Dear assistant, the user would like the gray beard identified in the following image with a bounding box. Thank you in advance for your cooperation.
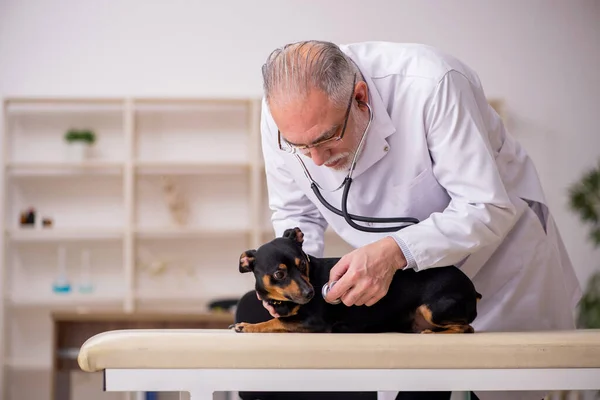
[330,110,369,171]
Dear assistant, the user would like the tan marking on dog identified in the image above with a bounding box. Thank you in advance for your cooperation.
[261,276,288,301]
[261,275,303,302]
[285,304,301,317]
[233,318,308,333]
[283,280,302,296]
[421,325,474,334]
[301,275,311,286]
[415,304,475,334]
[305,256,310,277]
[417,304,434,323]
[293,227,304,243]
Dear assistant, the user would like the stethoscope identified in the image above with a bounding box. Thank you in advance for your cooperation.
[293,100,420,234]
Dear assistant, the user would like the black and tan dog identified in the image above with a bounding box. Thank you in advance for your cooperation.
[230,227,481,334]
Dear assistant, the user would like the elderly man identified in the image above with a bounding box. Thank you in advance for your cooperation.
[235,40,581,400]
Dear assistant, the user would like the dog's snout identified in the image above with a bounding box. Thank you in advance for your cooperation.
[303,287,314,300]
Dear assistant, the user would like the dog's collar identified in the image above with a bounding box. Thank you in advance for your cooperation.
[267,299,284,306]
[302,251,310,264]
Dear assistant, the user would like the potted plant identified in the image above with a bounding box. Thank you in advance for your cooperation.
[568,159,600,329]
[64,128,96,161]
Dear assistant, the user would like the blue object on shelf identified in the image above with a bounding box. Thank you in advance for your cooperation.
[52,281,72,293]
[146,392,158,400]
[53,245,71,293]
[78,249,94,294]
[78,283,94,293]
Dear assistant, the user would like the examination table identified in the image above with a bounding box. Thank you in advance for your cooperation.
[77,328,600,399]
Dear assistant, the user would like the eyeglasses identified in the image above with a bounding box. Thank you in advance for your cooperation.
[277,74,356,155]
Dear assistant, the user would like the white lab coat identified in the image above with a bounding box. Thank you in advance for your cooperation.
[260,42,582,400]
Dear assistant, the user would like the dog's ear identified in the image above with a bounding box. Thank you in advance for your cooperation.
[239,250,257,273]
[282,227,304,245]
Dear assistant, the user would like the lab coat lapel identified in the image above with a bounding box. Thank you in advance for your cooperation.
[345,63,396,180]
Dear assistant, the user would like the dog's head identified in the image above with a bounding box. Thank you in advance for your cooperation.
[239,227,315,311]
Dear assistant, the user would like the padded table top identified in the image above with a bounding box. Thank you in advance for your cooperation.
[77,328,600,372]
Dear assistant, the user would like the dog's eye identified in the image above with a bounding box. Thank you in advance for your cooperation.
[273,270,286,280]
[298,260,307,271]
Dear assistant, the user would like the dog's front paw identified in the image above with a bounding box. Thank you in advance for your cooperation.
[229,322,252,333]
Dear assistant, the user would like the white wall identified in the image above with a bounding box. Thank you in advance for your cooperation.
[1,0,599,285]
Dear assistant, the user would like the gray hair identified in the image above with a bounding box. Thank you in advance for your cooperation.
[262,40,359,109]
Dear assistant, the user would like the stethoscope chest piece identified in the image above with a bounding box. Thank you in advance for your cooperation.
[321,281,341,305]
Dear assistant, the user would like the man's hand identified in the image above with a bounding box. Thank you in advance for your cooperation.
[325,236,407,307]
[257,292,280,318]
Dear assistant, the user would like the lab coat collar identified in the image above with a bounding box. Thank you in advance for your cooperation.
[298,53,397,186]
[345,50,397,179]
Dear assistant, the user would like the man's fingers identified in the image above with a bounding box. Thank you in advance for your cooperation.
[329,258,350,283]
[342,282,373,306]
[364,286,387,307]
[326,273,355,302]
[325,257,353,302]
[365,295,381,307]
[340,289,357,306]
[353,287,375,306]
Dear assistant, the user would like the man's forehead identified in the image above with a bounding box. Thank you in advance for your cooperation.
[272,95,329,124]
[271,96,343,145]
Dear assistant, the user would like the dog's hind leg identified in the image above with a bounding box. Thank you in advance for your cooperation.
[421,324,474,334]
[413,302,475,334]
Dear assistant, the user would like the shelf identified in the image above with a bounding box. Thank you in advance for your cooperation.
[6,161,123,177]
[134,100,251,166]
[4,359,51,371]
[135,292,233,303]
[6,228,123,242]
[134,161,249,175]
[7,161,250,176]
[133,97,251,110]
[135,226,251,240]
[134,292,241,314]
[6,227,251,241]
[8,292,124,308]
[0,96,263,398]
[5,98,124,113]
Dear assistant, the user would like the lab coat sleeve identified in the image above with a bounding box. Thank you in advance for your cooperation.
[259,100,328,257]
[392,70,518,270]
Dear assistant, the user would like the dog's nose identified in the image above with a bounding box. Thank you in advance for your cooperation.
[303,287,314,299]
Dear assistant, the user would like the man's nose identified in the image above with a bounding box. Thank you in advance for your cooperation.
[306,148,329,166]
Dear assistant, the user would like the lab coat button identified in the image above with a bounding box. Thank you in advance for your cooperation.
[383,145,389,152]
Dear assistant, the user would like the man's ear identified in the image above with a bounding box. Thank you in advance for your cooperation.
[282,227,304,245]
[239,250,257,273]
[355,80,369,105]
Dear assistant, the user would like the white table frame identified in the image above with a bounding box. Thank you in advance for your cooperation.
[103,367,600,400]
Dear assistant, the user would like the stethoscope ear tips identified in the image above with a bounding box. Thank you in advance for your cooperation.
[321,281,342,305]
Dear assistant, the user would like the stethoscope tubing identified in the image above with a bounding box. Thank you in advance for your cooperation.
[291,100,420,233]
[311,179,419,233]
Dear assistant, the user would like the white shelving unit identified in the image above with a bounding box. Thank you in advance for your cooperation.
[0,96,354,400]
